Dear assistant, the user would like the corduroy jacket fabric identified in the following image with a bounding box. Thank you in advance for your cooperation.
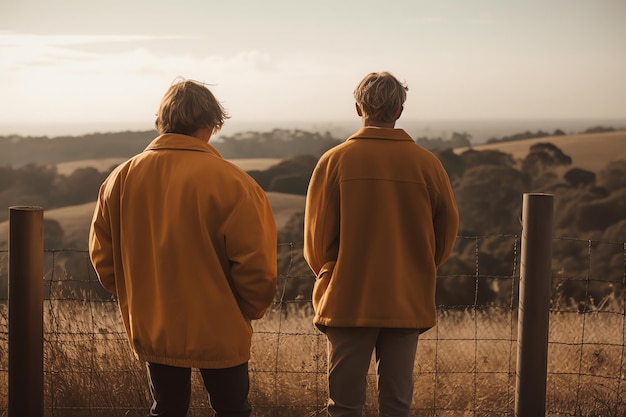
[89,134,277,369]
[304,127,459,330]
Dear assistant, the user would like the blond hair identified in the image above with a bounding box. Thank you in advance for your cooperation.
[155,78,230,135]
[353,72,408,123]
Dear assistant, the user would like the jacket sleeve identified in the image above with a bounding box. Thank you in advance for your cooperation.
[225,184,278,320]
[303,157,340,275]
[88,188,117,295]
[433,167,460,266]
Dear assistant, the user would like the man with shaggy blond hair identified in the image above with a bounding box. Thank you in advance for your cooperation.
[90,78,277,417]
[304,72,459,416]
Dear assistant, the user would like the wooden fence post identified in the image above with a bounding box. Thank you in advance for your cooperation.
[515,193,553,417]
[8,206,44,417]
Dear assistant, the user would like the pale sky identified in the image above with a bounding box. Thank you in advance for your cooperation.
[1,0,625,136]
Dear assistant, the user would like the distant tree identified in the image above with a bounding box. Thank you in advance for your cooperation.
[455,165,530,234]
[14,163,58,198]
[576,189,626,232]
[564,168,596,188]
[253,154,317,194]
[247,170,272,190]
[0,163,58,222]
[213,129,342,159]
[597,160,626,192]
[521,142,572,181]
[432,148,465,184]
[486,130,551,144]
[584,126,615,134]
[54,167,107,206]
[450,131,472,148]
[552,188,602,234]
[269,174,310,195]
[415,131,471,151]
[0,131,153,166]
[531,171,565,193]
[460,149,516,170]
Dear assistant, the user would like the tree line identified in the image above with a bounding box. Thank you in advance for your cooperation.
[1,127,624,309]
[0,129,341,167]
[276,142,626,310]
[4,125,592,167]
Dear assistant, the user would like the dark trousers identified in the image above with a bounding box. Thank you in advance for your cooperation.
[146,361,252,417]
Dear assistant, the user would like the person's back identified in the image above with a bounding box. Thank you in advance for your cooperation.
[308,130,456,329]
[304,71,459,417]
[101,136,275,366]
[89,78,277,416]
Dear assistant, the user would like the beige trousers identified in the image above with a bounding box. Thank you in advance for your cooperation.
[324,327,420,417]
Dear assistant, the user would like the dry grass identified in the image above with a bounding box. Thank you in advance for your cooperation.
[55,157,129,175]
[454,131,626,172]
[1,303,624,417]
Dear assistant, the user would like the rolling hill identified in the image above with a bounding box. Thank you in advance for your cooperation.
[454,130,626,172]
[0,192,304,250]
[2,130,624,251]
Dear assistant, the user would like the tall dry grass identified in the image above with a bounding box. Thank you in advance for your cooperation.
[1,301,624,417]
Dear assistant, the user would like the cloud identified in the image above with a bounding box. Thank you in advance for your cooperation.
[0,32,347,124]
[0,31,333,77]
[0,31,189,72]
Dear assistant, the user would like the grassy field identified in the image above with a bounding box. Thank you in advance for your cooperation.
[0,301,624,416]
[454,130,626,172]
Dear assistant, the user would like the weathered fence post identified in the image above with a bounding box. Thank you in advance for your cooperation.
[515,193,553,417]
[8,206,44,417]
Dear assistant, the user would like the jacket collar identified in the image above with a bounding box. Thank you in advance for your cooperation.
[347,127,413,142]
[144,134,222,158]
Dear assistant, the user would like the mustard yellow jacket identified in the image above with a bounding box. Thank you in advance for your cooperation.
[304,127,459,330]
[89,134,277,369]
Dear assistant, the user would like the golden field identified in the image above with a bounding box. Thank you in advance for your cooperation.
[454,131,626,173]
[0,299,624,416]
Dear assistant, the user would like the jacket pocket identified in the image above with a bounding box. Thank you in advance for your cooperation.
[316,260,336,280]
[313,261,335,310]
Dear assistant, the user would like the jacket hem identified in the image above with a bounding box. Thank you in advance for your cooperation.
[137,352,251,369]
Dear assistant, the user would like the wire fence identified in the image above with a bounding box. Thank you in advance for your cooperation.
[0,234,625,416]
